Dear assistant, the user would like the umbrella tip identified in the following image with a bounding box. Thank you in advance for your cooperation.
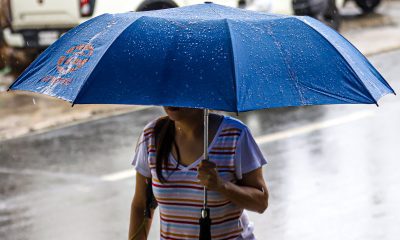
[204,1,213,4]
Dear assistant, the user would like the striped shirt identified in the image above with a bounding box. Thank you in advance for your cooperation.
[132,116,267,240]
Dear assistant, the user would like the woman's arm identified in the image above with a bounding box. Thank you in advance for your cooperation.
[198,160,268,213]
[129,173,154,240]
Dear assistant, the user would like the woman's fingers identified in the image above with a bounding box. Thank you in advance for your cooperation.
[197,160,217,180]
[198,159,217,168]
[197,160,224,190]
[197,168,213,181]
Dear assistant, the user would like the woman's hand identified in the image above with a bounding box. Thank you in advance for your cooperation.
[197,160,226,191]
[197,160,268,213]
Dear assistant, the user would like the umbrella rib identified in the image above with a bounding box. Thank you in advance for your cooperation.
[296,17,380,105]
[209,6,238,112]
[265,20,307,106]
[224,19,239,113]
[72,15,147,106]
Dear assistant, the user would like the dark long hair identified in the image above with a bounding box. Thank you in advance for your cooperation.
[154,116,181,183]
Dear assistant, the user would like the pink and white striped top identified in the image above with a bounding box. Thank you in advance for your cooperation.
[132,116,267,240]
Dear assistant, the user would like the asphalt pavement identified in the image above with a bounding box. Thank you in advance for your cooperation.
[0,48,399,239]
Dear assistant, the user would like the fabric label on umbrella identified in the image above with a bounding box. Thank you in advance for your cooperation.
[40,44,94,86]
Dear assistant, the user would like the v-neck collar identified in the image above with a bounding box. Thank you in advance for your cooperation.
[169,116,226,171]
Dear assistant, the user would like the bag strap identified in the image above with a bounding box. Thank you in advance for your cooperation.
[144,178,158,219]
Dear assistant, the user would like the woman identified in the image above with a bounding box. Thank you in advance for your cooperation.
[129,107,268,240]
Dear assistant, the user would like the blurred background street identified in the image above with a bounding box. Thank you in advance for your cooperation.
[0,0,399,240]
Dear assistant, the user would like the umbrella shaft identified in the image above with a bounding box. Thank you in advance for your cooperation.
[203,109,209,208]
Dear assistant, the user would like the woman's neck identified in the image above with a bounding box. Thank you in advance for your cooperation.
[174,116,203,139]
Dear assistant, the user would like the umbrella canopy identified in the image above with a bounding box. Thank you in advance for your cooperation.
[9,3,395,112]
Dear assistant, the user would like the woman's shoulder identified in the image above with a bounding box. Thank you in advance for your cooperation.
[220,115,249,133]
[140,117,166,140]
[142,118,158,131]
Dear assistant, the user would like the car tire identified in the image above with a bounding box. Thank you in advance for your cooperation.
[293,0,341,31]
[322,0,341,30]
[137,0,178,11]
[355,0,381,13]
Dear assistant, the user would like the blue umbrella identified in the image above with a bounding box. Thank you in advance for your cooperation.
[7,3,395,239]
[8,3,395,111]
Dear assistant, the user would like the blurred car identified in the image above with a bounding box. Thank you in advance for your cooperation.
[352,0,381,13]
[3,0,241,49]
[1,0,239,71]
[245,0,344,30]
[245,0,383,30]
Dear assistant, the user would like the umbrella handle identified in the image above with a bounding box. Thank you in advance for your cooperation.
[203,109,209,208]
[199,208,211,240]
[198,109,212,240]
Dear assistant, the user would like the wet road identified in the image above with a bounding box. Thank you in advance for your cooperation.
[0,49,399,240]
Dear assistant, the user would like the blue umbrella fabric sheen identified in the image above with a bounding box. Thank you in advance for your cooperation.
[9,3,395,112]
